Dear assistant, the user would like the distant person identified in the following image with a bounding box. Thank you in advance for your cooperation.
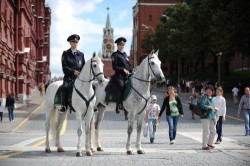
[232,86,239,105]
[158,86,184,145]
[213,87,226,144]
[145,95,160,143]
[0,100,3,122]
[6,93,15,122]
[237,87,250,136]
[187,92,200,119]
[200,85,217,150]
[38,83,45,96]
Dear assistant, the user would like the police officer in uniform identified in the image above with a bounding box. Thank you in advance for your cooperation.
[112,37,133,113]
[60,34,85,112]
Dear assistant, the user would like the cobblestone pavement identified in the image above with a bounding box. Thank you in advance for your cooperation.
[0,86,249,166]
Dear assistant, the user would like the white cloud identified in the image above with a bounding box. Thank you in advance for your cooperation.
[45,0,133,78]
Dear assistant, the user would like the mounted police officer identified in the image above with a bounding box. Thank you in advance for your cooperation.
[60,34,85,113]
[111,37,133,113]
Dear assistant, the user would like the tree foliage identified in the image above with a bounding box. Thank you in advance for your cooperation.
[141,0,250,77]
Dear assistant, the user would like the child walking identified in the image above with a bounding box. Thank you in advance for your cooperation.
[145,95,160,143]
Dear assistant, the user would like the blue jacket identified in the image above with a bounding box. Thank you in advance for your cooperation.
[111,50,132,79]
[200,95,215,119]
[61,49,85,81]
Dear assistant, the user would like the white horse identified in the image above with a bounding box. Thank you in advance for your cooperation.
[44,53,105,157]
[92,50,165,154]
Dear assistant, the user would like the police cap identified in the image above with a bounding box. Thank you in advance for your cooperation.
[115,37,126,45]
[67,34,80,42]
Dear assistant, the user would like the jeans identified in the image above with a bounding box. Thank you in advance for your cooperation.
[216,116,223,141]
[243,109,250,134]
[8,106,14,121]
[148,118,157,139]
[166,115,180,141]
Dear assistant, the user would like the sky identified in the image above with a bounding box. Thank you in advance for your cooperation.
[45,0,137,78]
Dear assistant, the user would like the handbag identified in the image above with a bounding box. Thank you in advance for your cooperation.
[143,122,149,137]
[192,98,209,119]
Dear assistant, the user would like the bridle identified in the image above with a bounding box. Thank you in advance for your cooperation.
[77,58,104,83]
[73,58,104,117]
[130,55,159,114]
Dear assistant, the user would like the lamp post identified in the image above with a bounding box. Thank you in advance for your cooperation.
[141,24,155,33]
[216,52,222,84]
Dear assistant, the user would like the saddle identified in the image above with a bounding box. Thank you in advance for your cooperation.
[104,76,132,104]
[54,84,75,113]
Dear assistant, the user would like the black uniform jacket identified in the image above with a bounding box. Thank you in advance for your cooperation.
[61,49,85,81]
[111,50,132,79]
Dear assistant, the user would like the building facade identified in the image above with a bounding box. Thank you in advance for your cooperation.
[130,0,180,68]
[0,0,51,103]
[101,9,115,78]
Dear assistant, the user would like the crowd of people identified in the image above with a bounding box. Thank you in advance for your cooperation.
[144,82,249,150]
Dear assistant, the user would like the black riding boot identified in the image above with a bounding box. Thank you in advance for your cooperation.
[60,87,68,113]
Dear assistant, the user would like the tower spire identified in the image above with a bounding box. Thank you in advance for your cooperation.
[105,7,111,29]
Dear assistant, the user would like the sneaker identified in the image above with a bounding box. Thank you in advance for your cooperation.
[245,132,249,136]
[215,140,220,144]
[170,140,175,145]
[202,147,211,150]
[150,138,154,143]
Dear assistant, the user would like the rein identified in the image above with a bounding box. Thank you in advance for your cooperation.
[73,58,103,117]
[130,56,156,115]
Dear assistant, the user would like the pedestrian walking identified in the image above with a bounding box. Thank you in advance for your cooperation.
[213,87,226,144]
[0,100,3,122]
[6,93,15,122]
[144,95,160,143]
[187,92,199,119]
[237,87,250,136]
[200,85,217,150]
[232,86,239,105]
[158,86,184,145]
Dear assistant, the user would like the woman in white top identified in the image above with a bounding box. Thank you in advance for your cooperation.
[213,87,226,144]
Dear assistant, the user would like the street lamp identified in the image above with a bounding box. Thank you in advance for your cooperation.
[216,52,222,84]
[141,24,155,33]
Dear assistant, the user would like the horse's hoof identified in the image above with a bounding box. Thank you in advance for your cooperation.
[137,150,145,154]
[86,151,93,156]
[45,148,51,153]
[126,150,134,155]
[90,148,96,152]
[97,147,104,151]
[76,152,83,157]
[57,147,65,152]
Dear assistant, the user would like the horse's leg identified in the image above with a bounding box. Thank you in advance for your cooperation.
[85,111,94,156]
[75,111,83,157]
[136,113,145,154]
[126,110,136,155]
[56,111,66,152]
[95,104,106,151]
[45,106,52,153]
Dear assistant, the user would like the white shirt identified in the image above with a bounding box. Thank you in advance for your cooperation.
[213,96,226,117]
[146,103,160,119]
[232,87,239,96]
[0,106,3,113]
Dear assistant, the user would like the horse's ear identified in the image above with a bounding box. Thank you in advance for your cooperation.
[154,49,159,56]
[150,49,155,55]
[93,52,96,58]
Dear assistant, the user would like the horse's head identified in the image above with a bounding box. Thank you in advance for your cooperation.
[91,52,105,84]
[147,49,165,83]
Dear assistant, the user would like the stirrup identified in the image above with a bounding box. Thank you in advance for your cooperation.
[118,104,124,110]
[59,106,67,113]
